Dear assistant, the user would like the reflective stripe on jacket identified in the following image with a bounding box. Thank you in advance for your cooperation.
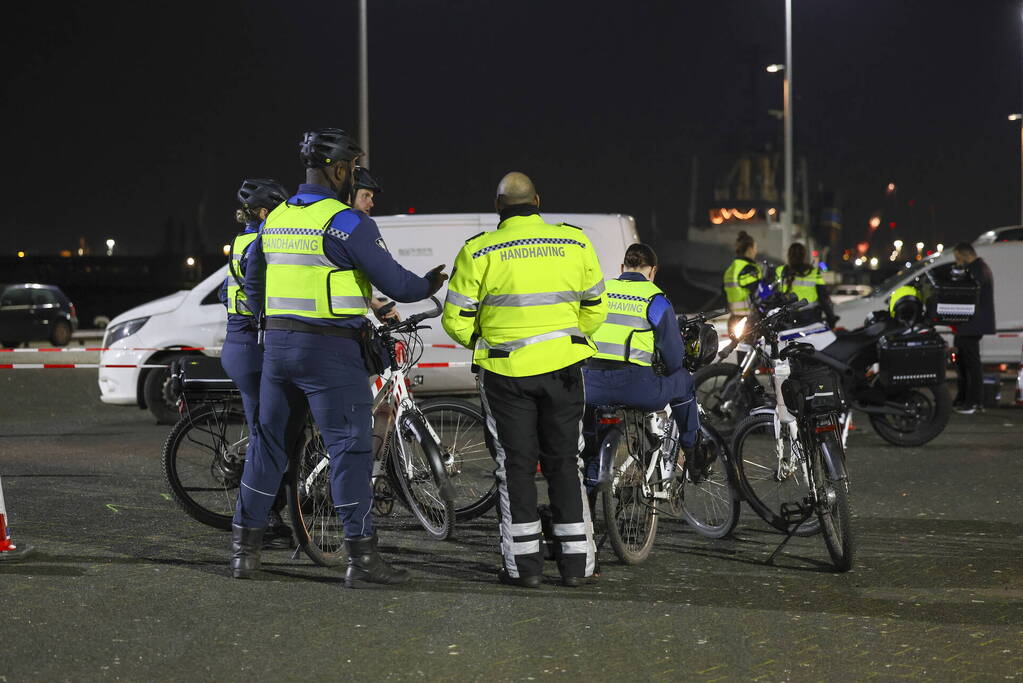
[723,258,761,315]
[227,232,259,316]
[775,264,824,304]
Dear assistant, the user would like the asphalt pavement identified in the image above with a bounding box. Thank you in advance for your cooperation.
[1,369,1021,681]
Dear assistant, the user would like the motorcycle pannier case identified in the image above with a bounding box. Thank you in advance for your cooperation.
[877,328,946,387]
[921,268,979,324]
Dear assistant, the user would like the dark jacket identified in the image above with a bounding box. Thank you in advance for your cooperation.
[956,257,995,336]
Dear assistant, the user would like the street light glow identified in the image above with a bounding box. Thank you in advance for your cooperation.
[186,256,196,267]
[105,238,115,256]
[1010,113,1023,121]
[893,239,904,249]
[915,241,925,251]
[17,250,25,258]
[869,216,881,229]
[222,244,231,256]
[936,243,944,252]
[766,64,785,73]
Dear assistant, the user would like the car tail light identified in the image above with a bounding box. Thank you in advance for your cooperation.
[70,303,77,319]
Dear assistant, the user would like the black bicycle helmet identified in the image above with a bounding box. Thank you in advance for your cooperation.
[354,166,382,194]
[237,179,290,210]
[299,128,363,168]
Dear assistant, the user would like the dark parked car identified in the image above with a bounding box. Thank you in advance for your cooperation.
[0,283,78,347]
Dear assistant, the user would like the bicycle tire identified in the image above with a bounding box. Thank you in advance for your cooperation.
[287,422,347,567]
[162,404,247,530]
[600,427,658,564]
[679,421,741,539]
[390,411,456,540]
[418,399,497,522]
[811,434,855,572]
[731,413,820,536]
[694,362,772,437]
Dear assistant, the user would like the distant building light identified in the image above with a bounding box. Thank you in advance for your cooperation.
[60,249,72,258]
[869,216,881,230]
[915,241,925,251]
[766,64,785,73]
[77,248,84,256]
[767,208,777,216]
[936,243,944,252]
[869,257,879,269]
[105,238,115,256]
[886,182,896,194]
[17,250,25,258]
[186,257,196,267]
[223,244,231,256]
[893,239,903,249]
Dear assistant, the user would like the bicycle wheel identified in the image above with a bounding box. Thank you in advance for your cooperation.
[694,362,771,437]
[389,410,456,540]
[809,433,854,572]
[287,422,346,567]
[419,399,497,522]
[731,413,820,536]
[162,404,246,530]
[678,421,741,539]
[600,427,658,564]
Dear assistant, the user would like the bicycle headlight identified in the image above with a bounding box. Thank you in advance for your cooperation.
[104,317,150,346]
[730,316,747,340]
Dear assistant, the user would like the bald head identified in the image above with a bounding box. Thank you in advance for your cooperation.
[495,172,539,211]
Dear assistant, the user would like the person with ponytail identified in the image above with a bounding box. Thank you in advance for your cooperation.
[774,242,838,327]
[722,231,762,332]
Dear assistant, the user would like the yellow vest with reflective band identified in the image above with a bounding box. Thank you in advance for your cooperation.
[889,284,921,317]
[723,258,761,315]
[261,197,371,319]
[441,214,607,377]
[226,231,258,316]
[775,264,823,304]
[590,278,661,366]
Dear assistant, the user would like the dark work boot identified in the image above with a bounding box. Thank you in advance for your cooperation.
[231,524,265,579]
[344,535,410,588]
[263,509,294,549]
[497,568,541,588]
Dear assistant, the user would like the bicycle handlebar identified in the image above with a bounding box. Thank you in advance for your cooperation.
[378,296,442,335]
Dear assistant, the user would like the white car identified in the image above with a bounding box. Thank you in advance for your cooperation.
[99,212,640,423]
[832,242,1023,365]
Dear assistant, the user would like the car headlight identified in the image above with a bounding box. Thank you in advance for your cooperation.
[104,317,150,347]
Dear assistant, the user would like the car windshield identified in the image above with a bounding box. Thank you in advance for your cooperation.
[871,254,941,296]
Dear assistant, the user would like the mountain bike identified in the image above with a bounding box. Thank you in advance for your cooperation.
[287,297,495,566]
[728,300,855,571]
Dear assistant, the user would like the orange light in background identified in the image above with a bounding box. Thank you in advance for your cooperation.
[60,249,72,258]
[869,216,881,230]
[732,208,756,220]
[856,241,870,256]
[17,250,25,258]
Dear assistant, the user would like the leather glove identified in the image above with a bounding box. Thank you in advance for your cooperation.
[425,264,449,296]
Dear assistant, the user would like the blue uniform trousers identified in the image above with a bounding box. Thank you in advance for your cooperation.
[234,329,375,537]
[581,364,699,488]
[220,330,262,435]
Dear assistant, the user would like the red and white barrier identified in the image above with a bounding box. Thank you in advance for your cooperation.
[0,343,466,353]
[0,475,34,561]
[0,361,473,370]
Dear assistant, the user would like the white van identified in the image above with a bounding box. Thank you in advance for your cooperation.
[832,242,1023,365]
[98,212,639,422]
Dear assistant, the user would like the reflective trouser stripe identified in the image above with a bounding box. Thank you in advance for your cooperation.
[561,540,592,555]
[593,342,653,364]
[553,522,588,535]
[267,296,316,311]
[478,370,523,578]
[603,313,651,329]
[264,252,334,267]
[511,520,542,535]
[478,327,583,354]
[511,540,541,555]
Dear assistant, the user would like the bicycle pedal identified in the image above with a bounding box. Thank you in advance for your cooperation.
[779,501,810,523]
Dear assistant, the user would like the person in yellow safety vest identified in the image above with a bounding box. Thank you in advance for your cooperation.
[723,230,762,334]
[442,171,606,589]
[774,242,839,328]
[582,242,699,499]
[218,178,294,549]
[233,128,448,586]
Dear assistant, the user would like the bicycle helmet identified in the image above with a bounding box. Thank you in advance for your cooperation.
[680,319,719,371]
[354,166,382,194]
[299,128,363,168]
[237,179,290,210]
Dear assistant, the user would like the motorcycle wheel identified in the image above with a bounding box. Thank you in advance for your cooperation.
[868,382,951,447]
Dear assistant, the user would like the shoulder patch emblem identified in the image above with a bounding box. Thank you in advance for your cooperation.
[375,237,389,252]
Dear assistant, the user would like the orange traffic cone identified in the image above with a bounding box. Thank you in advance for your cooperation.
[0,474,34,561]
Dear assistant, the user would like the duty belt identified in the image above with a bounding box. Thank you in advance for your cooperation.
[265,317,363,339]
[587,358,632,370]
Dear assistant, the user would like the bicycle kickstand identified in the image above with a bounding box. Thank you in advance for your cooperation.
[766,503,815,566]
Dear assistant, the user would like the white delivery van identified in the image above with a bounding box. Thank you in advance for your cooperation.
[99,212,639,422]
[832,242,1023,365]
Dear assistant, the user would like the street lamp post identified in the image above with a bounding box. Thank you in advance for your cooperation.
[783,0,794,252]
[1011,113,1023,224]
[358,0,370,167]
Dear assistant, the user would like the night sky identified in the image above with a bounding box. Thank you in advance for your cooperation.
[3,0,1021,257]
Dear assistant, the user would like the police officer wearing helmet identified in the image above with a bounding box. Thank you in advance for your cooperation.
[353,166,381,214]
[722,230,762,334]
[583,243,699,484]
[774,242,838,327]
[219,178,292,547]
[442,172,606,588]
[233,128,448,586]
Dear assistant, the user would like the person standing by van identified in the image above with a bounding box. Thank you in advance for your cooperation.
[722,231,761,334]
[774,242,838,327]
[353,166,381,215]
[442,172,606,588]
[220,178,293,548]
[232,128,448,585]
[952,242,995,414]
